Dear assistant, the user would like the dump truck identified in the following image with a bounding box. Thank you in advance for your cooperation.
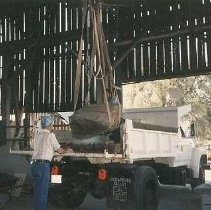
[10,104,209,210]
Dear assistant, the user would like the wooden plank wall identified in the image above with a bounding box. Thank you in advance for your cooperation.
[0,1,84,113]
[0,0,211,114]
[113,0,211,82]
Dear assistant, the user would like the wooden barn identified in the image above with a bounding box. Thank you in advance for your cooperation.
[0,0,211,145]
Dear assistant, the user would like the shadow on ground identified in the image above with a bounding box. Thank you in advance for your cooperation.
[0,184,201,210]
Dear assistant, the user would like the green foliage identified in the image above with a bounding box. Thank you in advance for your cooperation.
[123,75,211,140]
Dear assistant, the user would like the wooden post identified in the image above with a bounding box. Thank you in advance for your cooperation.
[1,54,13,143]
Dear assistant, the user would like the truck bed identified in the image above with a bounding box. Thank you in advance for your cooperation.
[54,130,120,154]
[9,105,198,165]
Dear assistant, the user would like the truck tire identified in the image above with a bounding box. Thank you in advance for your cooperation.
[49,184,86,209]
[133,166,159,210]
[191,155,206,190]
[91,180,106,199]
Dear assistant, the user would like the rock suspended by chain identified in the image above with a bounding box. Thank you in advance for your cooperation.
[70,0,122,138]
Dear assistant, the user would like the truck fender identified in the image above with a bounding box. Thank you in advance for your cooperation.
[190,148,207,178]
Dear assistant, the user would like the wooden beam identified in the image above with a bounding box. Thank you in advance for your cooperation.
[113,24,211,69]
[101,0,138,7]
[1,54,13,142]
[122,66,211,84]
[0,0,136,8]
[0,30,81,53]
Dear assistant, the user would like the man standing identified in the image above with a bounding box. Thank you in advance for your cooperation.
[30,115,72,210]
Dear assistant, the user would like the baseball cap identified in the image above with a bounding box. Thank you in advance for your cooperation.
[41,115,54,127]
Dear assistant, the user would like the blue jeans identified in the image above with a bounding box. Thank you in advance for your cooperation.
[31,162,50,210]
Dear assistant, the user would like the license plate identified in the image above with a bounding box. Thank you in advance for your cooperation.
[51,175,62,184]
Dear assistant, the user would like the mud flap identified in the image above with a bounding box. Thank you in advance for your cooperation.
[106,163,136,210]
[106,164,159,210]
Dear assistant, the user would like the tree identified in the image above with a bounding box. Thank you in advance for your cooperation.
[123,75,211,140]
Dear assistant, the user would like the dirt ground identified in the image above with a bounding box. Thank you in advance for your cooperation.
[0,184,202,210]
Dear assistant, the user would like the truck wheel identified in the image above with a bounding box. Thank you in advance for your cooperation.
[191,165,205,190]
[91,180,106,199]
[191,166,205,190]
[49,185,86,209]
[133,166,159,210]
[191,155,206,190]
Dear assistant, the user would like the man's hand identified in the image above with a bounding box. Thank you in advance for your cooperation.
[66,147,74,153]
[56,146,73,154]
